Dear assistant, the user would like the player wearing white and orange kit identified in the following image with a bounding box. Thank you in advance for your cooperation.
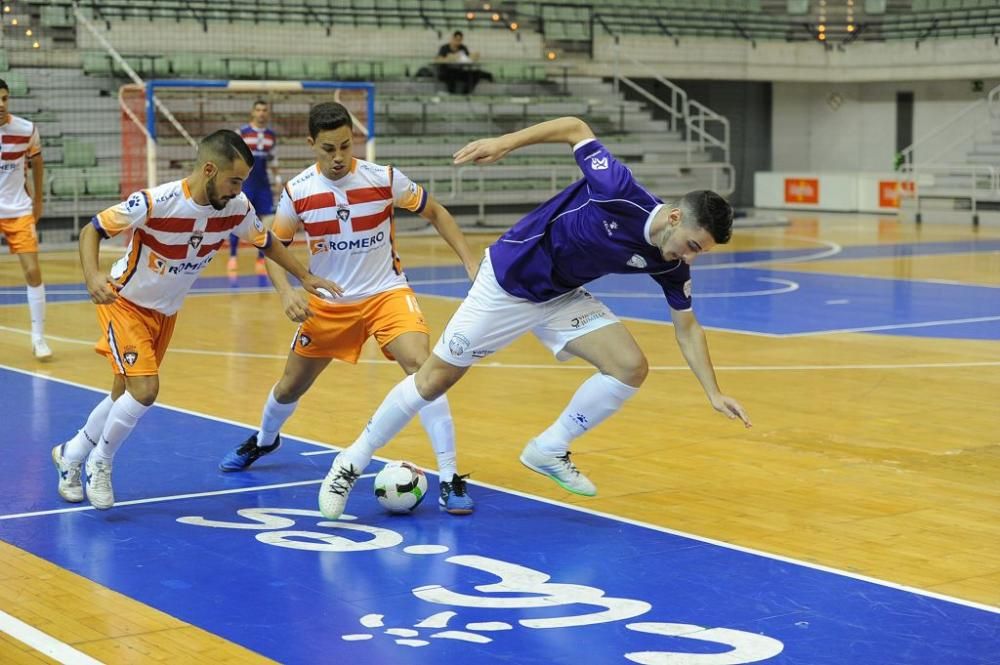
[0,78,50,360]
[51,130,342,511]
[218,102,481,515]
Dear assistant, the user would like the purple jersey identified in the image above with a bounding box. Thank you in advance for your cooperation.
[488,139,692,310]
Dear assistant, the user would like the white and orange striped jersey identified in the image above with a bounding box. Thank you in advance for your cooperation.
[273,159,427,302]
[0,114,42,219]
[92,178,270,315]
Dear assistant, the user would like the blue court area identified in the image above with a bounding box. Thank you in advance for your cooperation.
[1,239,998,341]
[3,366,998,664]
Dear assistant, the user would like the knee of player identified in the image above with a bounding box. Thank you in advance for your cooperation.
[618,354,649,387]
[127,383,159,406]
[23,267,42,286]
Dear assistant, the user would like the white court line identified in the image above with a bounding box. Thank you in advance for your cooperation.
[0,609,104,665]
[594,277,799,299]
[783,314,1000,337]
[1,325,997,371]
[1,365,998,617]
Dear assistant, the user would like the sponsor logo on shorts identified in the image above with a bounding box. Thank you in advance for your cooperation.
[570,310,607,329]
[123,345,139,366]
[298,333,312,348]
[471,349,495,358]
[448,333,471,357]
[627,254,647,269]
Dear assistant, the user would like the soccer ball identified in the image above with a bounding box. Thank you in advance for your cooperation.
[373,461,428,513]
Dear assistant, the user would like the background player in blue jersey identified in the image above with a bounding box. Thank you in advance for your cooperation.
[315,116,752,519]
[230,99,279,276]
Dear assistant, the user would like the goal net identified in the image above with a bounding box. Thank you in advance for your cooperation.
[119,80,376,196]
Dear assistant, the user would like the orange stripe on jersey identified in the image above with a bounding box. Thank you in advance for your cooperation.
[347,186,392,205]
[1,134,31,145]
[205,214,245,233]
[351,203,392,232]
[294,192,337,215]
[197,239,225,257]
[136,228,189,260]
[115,234,144,289]
[304,219,341,236]
[147,217,196,233]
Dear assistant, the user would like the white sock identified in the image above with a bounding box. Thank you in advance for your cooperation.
[533,373,639,456]
[26,284,45,339]
[417,395,457,480]
[257,387,297,447]
[93,392,151,464]
[63,396,115,463]
[340,374,431,471]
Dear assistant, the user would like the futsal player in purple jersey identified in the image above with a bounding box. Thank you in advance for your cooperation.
[317,116,751,519]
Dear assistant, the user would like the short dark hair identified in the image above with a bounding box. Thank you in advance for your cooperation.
[680,190,733,244]
[453,30,463,38]
[308,102,352,139]
[0,79,8,92]
[252,99,268,108]
[197,129,254,168]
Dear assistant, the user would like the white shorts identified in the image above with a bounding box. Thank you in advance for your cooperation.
[433,249,619,368]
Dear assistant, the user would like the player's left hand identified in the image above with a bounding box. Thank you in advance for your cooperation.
[711,394,752,428]
[301,273,344,300]
[453,137,510,165]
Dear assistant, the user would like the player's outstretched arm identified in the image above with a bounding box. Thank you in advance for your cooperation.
[261,237,343,321]
[421,195,479,280]
[453,116,595,165]
[670,308,752,428]
[78,223,117,304]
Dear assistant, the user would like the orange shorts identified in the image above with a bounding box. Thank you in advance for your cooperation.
[94,297,177,376]
[293,287,430,363]
[0,214,38,254]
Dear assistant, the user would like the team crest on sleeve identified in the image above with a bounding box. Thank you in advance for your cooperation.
[126,193,143,211]
[626,254,647,269]
[590,156,609,171]
[683,280,692,298]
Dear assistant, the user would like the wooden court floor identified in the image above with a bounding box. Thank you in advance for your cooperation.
[1,214,998,662]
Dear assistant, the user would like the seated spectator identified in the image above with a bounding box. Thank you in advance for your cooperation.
[434,31,493,95]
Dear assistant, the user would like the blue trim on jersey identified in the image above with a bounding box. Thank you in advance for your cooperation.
[90,216,109,239]
[257,230,273,251]
[415,188,428,214]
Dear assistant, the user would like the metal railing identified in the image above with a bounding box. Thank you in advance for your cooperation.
[899,163,1000,226]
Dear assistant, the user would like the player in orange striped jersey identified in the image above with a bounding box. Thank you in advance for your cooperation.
[219,102,480,515]
[51,130,342,510]
[0,78,51,360]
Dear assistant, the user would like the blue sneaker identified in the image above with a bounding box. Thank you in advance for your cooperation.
[439,473,474,515]
[219,434,281,472]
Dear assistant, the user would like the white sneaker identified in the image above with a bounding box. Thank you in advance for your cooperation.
[32,338,53,361]
[51,444,84,503]
[85,455,115,510]
[318,454,361,519]
[519,440,597,496]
